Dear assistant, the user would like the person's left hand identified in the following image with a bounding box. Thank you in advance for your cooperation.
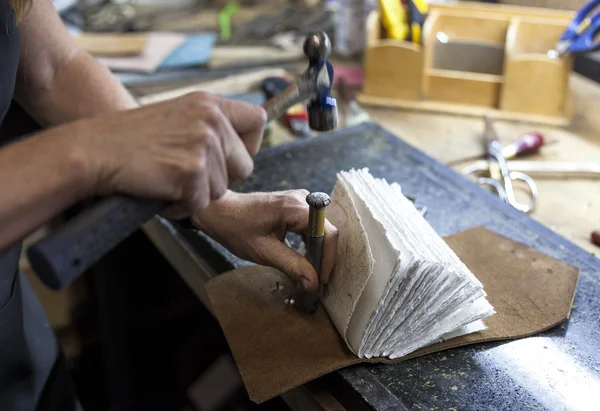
[191,189,339,291]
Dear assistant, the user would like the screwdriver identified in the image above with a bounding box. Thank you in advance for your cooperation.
[592,230,600,247]
[501,132,545,159]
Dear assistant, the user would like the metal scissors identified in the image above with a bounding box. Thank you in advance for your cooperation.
[464,117,538,214]
[554,0,600,56]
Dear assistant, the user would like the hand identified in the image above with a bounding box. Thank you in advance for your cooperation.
[191,190,339,291]
[70,92,266,218]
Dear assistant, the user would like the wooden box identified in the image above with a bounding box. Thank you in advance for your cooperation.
[358,2,575,125]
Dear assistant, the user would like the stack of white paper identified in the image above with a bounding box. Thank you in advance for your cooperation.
[323,168,495,359]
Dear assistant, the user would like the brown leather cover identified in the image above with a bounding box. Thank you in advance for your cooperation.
[206,226,579,403]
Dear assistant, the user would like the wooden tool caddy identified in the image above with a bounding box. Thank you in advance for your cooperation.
[358,2,576,125]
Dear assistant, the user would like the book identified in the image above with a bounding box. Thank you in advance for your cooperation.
[322,168,496,359]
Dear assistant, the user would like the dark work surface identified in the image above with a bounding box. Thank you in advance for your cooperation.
[172,122,600,411]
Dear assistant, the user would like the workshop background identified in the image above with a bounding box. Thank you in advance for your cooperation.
[19,0,600,411]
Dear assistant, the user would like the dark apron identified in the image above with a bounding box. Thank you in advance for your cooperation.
[0,245,60,410]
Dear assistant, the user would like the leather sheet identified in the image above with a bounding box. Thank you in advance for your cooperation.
[206,226,579,403]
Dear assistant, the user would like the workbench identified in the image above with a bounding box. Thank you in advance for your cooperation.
[364,73,600,256]
[137,70,600,410]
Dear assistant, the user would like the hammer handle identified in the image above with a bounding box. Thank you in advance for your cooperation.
[27,196,168,289]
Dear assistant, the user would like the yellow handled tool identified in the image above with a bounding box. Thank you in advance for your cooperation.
[378,0,410,40]
[406,0,428,44]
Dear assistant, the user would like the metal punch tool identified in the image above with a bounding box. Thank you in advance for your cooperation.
[300,192,331,314]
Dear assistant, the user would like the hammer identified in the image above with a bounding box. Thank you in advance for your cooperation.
[264,32,337,131]
[27,32,337,291]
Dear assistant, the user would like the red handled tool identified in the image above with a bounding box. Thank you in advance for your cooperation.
[501,132,545,159]
[592,230,600,247]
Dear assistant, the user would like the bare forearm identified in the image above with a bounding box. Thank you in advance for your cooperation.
[15,51,137,126]
[13,0,137,126]
[0,124,91,252]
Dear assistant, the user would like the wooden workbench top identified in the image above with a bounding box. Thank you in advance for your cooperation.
[361,73,600,256]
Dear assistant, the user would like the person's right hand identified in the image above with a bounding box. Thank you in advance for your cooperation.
[66,91,267,218]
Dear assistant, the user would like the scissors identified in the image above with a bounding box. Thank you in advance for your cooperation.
[463,117,538,214]
[554,0,600,57]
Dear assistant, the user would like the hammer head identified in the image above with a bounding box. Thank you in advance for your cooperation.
[304,32,337,132]
[307,102,337,132]
[303,32,331,61]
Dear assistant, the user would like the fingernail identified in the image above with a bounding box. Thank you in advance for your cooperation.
[301,278,311,290]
